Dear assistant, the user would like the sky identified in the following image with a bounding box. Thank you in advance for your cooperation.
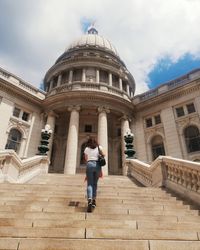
[0,0,200,94]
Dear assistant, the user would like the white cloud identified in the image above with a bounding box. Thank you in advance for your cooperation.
[0,0,200,94]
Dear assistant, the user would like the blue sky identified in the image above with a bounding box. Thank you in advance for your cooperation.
[148,54,200,88]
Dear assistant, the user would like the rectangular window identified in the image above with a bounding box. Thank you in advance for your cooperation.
[176,107,184,117]
[22,112,29,121]
[154,115,161,125]
[146,118,152,128]
[13,107,21,118]
[85,125,92,133]
[186,103,195,114]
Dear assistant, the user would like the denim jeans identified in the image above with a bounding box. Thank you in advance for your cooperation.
[86,160,101,199]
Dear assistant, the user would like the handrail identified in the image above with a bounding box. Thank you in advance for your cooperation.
[125,156,200,205]
[0,150,49,183]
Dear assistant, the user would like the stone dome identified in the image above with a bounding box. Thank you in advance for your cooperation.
[66,34,119,56]
[65,27,119,57]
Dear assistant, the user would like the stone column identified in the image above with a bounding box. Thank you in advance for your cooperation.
[109,73,112,86]
[98,107,110,176]
[49,79,54,91]
[57,74,62,87]
[96,69,100,83]
[82,68,86,82]
[121,116,130,174]
[126,84,130,96]
[69,70,73,83]
[46,111,57,160]
[119,78,123,91]
[64,106,80,174]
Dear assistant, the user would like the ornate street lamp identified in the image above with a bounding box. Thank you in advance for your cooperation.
[38,124,52,155]
[124,130,136,158]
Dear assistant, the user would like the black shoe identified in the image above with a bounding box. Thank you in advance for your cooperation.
[92,199,96,208]
[87,199,92,213]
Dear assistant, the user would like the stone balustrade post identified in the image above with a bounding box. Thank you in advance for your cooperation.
[69,70,73,83]
[57,74,62,87]
[119,78,123,91]
[82,68,86,82]
[96,69,100,83]
[109,73,112,86]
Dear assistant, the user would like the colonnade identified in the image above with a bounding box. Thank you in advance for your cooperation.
[46,107,130,176]
[48,69,133,97]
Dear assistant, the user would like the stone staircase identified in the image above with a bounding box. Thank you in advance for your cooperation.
[0,174,200,250]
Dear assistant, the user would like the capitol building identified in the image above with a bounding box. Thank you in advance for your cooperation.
[0,26,200,176]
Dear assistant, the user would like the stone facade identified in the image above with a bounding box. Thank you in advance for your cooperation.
[0,28,200,175]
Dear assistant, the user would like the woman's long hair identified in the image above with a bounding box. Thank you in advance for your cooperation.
[87,137,98,149]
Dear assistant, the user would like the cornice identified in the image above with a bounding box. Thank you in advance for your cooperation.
[43,90,134,116]
[134,80,200,112]
[0,79,44,108]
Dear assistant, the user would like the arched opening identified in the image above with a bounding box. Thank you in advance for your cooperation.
[151,135,165,160]
[5,128,22,153]
[184,125,200,153]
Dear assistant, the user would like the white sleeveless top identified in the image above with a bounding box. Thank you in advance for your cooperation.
[84,146,103,161]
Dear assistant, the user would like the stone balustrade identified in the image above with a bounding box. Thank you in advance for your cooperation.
[0,150,49,183]
[126,156,200,206]
[47,81,129,99]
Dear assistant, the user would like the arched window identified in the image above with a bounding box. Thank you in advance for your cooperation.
[184,126,200,153]
[5,128,22,153]
[151,135,165,160]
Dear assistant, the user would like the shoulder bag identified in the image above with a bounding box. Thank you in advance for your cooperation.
[98,146,106,167]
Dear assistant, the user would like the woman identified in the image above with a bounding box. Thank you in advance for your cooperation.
[84,137,104,212]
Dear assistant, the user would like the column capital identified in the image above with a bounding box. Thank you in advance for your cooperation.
[45,111,58,118]
[68,105,81,112]
[98,106,110,114]
[119,115,131,122]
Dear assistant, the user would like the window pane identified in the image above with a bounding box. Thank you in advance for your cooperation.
[146,118,152,128]
[13,107,20,117]
[186,103,195,114]
[176,107,184,117]
[154,115,161,124]
[185,126,200,153]
[85,125,92,133]
[6,129,22,153]
[22,112,29,121]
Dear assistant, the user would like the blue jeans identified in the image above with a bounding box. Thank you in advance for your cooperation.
[86,161,100,199]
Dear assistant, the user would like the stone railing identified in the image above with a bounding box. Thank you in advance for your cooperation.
[0,150,49,183]
[47,81,130,99]
[126,156,200,206]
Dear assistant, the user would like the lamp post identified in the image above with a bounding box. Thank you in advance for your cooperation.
[124,130,136,158]
[38,124,52,155]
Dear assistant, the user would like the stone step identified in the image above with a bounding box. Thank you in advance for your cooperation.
[87,213,200,222]
[2,199,184,208]
[1,238,198,250]
[137,221,200,230]
[0,227,198,240]
[86,228,199,240]
[16,239,150,250]
[0,227,85,238]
